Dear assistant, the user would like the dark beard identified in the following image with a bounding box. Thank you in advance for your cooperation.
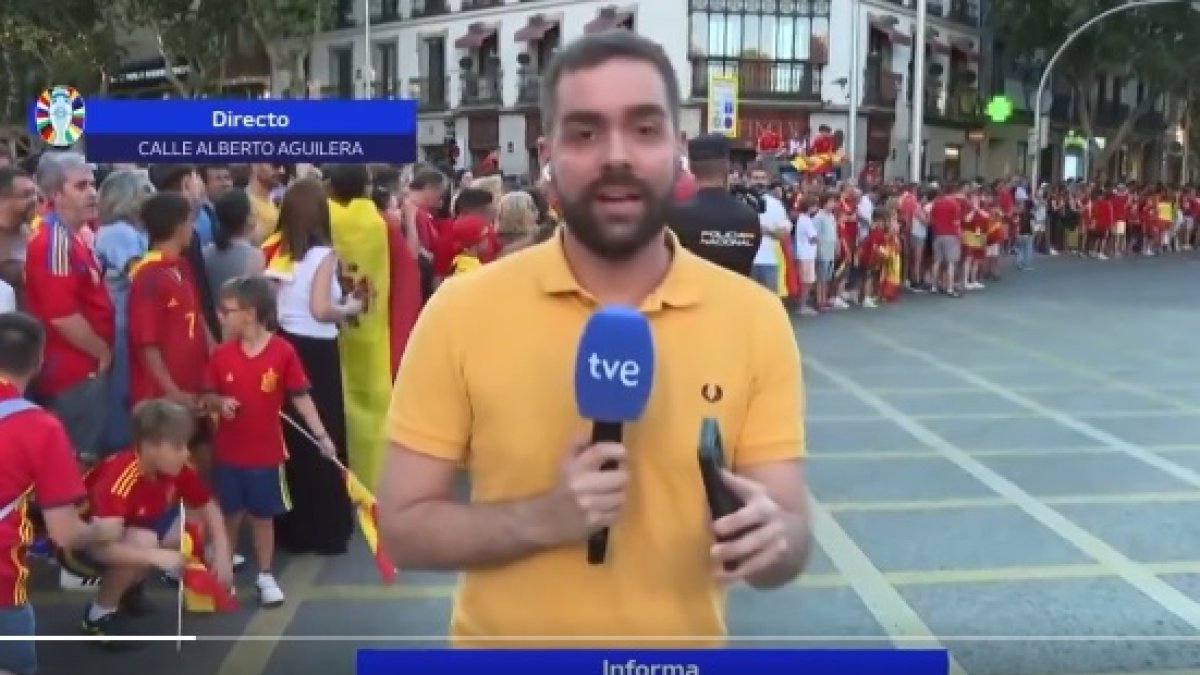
[557,167,674,261]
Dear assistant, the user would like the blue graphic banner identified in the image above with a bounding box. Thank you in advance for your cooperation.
[356,648,950,675]
[83,134,416,163]
[82,99,416,135]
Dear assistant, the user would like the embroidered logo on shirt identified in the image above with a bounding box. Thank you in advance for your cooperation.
[260,368,278,393]
[168,298,179,308]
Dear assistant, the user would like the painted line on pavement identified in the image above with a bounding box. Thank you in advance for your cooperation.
[823,490,1200,514]
[805,354,1200,633]
[809,410,1200,424]
[806,495,968,674]
[869,328,1200,494]
[214,556,323,675]
[944,306,1195,413]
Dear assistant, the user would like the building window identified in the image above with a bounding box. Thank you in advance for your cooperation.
[1016,140,1028,176]
[689,0,830,61]
[689,0,829,97]
[329,46,353,98]
[373,41,398,96]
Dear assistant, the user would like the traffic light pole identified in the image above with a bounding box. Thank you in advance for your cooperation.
[1030,0,1194,188]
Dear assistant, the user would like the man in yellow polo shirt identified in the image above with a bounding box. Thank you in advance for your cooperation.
[379,31,810,644]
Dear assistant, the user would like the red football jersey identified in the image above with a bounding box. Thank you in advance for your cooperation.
[24,219,114,395]
[0,381,86,607]
[127,252,209,405]
[84,449,210,528]
[203,335,310,468]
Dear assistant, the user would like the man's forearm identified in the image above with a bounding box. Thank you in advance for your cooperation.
[747,510,810,590]
[141,346,182,395]
[382,495,560,571]
[50,315,109,364]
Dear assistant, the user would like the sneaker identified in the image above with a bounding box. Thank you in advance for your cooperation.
[60,568,102,592]
[79,606,139,651]
[831,297,850,310]
[119,583,154,618]
[256,572,285,608]
[862,297,878,309]
[232,554,246,569]
[798,306,819,317]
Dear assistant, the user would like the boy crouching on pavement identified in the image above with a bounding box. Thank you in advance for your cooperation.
[61,399,233,646]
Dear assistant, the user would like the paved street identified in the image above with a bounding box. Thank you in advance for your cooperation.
[31,253,1200,675]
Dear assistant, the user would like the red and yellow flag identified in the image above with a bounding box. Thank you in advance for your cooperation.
[261,231,294,278]
[343,467,396,584]
[180,523,237,613]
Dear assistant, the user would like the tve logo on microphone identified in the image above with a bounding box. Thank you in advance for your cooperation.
[574,305,655,423]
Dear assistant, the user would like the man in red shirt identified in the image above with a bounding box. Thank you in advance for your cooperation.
[1089,188,1113,260]
[928,183,965,297]
[127,193,210,410]
[407,168,448,303]
[0,312,119,675]
[64,399,232,646]
[24,152,113,462]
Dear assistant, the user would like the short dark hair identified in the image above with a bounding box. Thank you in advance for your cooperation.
[219,276,277,331]
[130,399,195,448]
[149,164,198,192]
[326,163,370,201]
[454,187,493,216]
[410,168,446,191]
[199,164,230,182]
[0,312,44,377]
[0,167,29,196]
[540,31,680,132]
[212,188,252,251]
[140,192,193,246]
[373,167,402,194]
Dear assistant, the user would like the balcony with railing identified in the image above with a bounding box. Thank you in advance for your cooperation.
[461,0,504,9]
[412,0,449,18]
[516,69,542,106]
[863,58,899,107]
[409,76,449,111]
[878,0,980,26]
[459,71,503,107]
[690,57,822,102]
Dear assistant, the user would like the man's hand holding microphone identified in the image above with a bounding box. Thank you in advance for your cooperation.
[564,305,792,584]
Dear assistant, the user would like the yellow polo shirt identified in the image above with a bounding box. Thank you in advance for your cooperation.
[386,232,805,644]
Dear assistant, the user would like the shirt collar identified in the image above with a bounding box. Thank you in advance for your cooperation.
[535,228,701,312]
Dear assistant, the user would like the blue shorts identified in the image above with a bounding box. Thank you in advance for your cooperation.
[59,504,181,577]
[0,604,36,675]
[214,464,290,518]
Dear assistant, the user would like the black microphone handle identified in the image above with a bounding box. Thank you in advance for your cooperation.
[586,420,623,565]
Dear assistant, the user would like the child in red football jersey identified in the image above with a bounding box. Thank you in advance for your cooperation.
[66,399,232,646]
[127,193,213,410]
[203,276,336,608]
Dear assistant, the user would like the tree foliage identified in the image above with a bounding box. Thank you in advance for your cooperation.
[0,0,122,141]
[117,0,244,97]
[990,0,1200,173]
[246,0,338,96]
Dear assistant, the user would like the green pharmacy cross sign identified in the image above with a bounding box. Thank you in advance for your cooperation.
[985,94,1014,123]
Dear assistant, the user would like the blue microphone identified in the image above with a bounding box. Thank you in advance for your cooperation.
[574,304,655,565]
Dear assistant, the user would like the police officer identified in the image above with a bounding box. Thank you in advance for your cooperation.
[670,134,761,276]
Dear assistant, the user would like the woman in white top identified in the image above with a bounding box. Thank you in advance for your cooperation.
[265,178,363,556]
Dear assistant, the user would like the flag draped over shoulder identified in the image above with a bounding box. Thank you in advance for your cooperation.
[329,198,391,490]
[260,231,293,279]
[180,522,237,613]
[343,466,396,583]
[878,238,902,302]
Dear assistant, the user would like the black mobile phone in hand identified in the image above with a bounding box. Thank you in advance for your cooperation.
[698,417,745,572]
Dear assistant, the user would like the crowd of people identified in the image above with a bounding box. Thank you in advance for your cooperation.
[0,26,1197,674]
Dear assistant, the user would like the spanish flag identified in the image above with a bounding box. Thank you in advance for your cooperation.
[343,466,396,584]
[329,198,392,489]
[878,237,902,302]
[261,231,293,278]
[772,235,800,299]
[180,523,237,613]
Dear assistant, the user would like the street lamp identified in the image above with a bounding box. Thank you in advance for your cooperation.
[1029,0,1200,188]
[362,0,374,98]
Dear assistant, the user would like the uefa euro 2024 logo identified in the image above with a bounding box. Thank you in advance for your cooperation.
[35,86,86,148]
